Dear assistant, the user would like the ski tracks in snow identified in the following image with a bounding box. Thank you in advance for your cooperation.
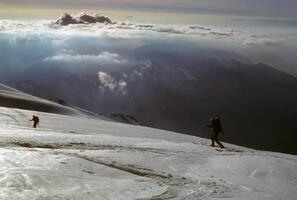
[61,152,232,200]
[3,140,233,200]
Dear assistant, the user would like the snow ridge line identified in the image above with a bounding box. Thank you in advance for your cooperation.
[68,153,171,179]
[5,141,174,155]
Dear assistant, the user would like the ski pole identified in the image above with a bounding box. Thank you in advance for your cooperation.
[202,123,206,135]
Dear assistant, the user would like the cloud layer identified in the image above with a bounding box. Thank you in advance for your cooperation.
[0,19,294,46]
[44,51,128,65]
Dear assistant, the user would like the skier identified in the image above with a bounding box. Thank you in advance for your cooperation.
[30,115,39,128]
[205,116,225,148]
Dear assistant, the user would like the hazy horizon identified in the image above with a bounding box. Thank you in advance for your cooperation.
[1,0,297,19]
[1,4,296,77]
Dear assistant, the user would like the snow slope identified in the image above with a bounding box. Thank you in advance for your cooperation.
[0,87,296,199]
[0,83,80,115]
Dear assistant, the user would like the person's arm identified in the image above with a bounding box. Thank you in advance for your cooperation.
[204,123,213,128]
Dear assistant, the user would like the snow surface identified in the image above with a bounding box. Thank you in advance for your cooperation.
[0,107,296,200]
[0,86,296,199]
[0,83,81,115]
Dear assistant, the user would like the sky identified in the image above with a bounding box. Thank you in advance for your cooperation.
[0,0,296,19]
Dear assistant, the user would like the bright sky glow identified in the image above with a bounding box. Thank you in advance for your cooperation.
[0,0,296,18]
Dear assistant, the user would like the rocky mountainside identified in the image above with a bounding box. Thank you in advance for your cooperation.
[2,35,297,154]
[5,52,297,154]
[53,12,112,26]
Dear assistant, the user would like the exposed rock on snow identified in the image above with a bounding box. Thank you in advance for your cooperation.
[108,113,141,125]
[94,14,112,23]
[54,12,112,26]
[54,13,77,26]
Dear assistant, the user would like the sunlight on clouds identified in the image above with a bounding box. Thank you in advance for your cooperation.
[98,71,128,95]
[1,19,292,46]
[44,51,128,65]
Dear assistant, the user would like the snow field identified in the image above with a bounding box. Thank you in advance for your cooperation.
[0,106,296,199]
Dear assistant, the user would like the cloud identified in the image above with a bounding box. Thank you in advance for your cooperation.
[94,57,152,94]
[43,51,128,65]
[243,35,285,46]
[106,22,240,38]
[97,71,127,95]
[0,19,245,39]
[8,35,38,44]
[98,71,118,90]
[50,38,69,46]
[0,19,294,46]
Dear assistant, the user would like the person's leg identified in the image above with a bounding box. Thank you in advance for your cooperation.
[33,122,37,128]
[214,134,224,148]
[210,132,215,146]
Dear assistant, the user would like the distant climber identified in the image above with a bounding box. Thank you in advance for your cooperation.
[30,115,39,128]
[205,116,225,148]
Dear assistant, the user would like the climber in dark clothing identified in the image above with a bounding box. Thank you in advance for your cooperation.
[205,116,225,148]
[30,115,39,128]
